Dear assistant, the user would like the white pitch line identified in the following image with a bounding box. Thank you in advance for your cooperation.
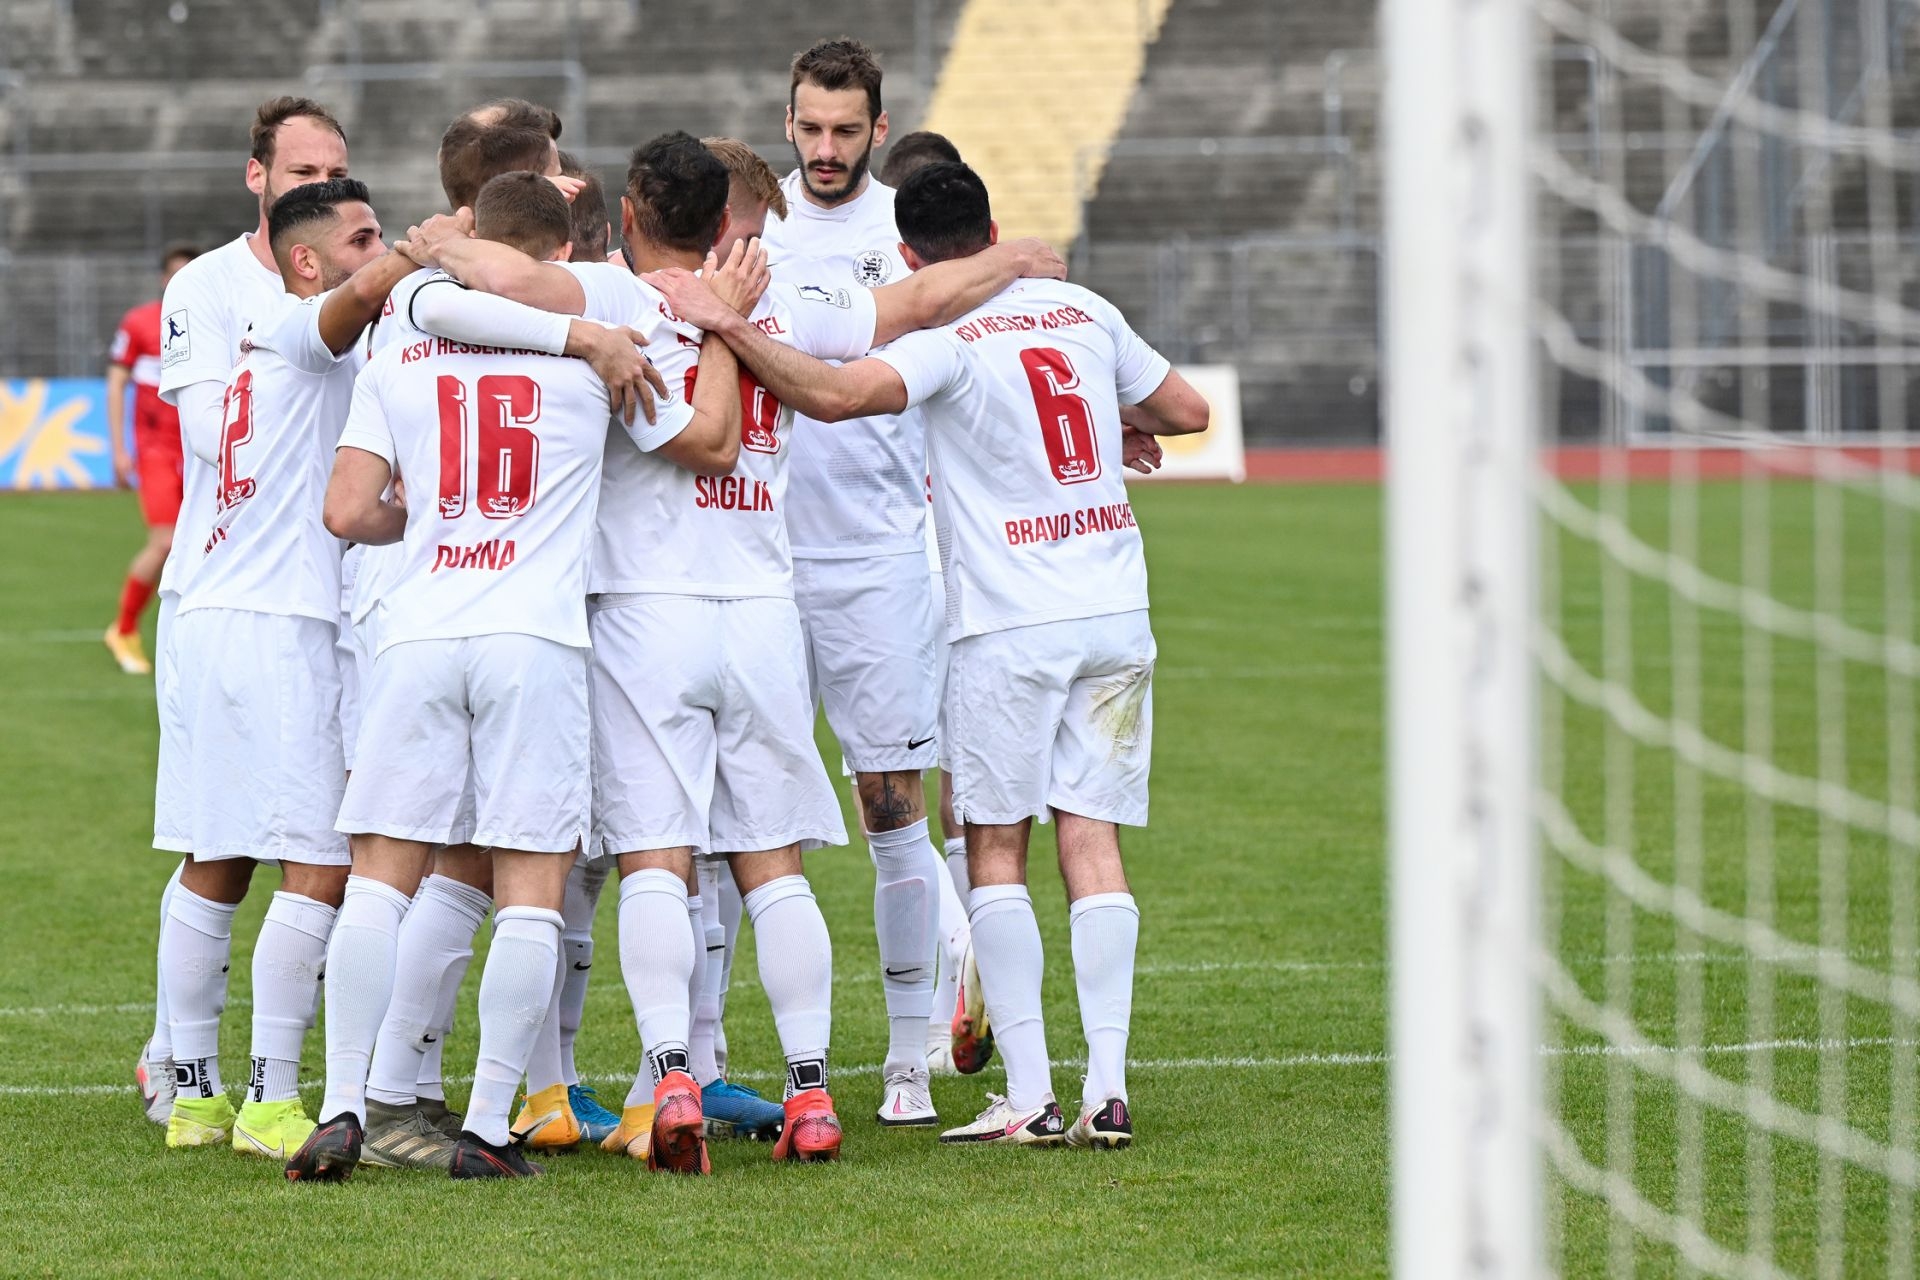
[0,997,250,1019]
[12,948,1908,1016]
[5,1037,1913,1099]
[0,629,113,644]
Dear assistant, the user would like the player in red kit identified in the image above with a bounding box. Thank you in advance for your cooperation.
[104,244,201,674]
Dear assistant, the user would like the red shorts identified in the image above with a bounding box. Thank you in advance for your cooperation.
[134,426,183,528]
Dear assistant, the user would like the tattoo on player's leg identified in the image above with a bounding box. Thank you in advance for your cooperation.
[864,773,915,833]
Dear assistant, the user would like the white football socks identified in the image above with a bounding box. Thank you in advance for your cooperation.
[557,858,607,1087]
[968,883,1052,1110]
[931,844,969,1034]
[248,890,336,1105]
[318,877,411,1123]
[160,885,238,1097]
[714,861,742,1078]
[1070,892,1140,1108]
[743,874,832,1099]
[523,939,571,1097]
[689,859,726,1084]
[617,869,695,1096]
[867,819,939,1074]
[944,835,971,898]
[150,861,184,1061]
[366,873,489,1109]
[466,905,563,1147]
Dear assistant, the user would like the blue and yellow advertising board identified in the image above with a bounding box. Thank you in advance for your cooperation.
[0,379,116,490]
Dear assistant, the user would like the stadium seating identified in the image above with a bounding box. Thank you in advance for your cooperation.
[6,0,1916,440]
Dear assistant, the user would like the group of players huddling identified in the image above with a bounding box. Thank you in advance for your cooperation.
[117,35,1210,1180]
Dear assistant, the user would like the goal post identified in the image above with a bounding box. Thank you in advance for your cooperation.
[1389,0,1920,1275]
[1385,0,1542,1276]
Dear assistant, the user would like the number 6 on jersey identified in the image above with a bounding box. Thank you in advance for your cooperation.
[437,373,542,519]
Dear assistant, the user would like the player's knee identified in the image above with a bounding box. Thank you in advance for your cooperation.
[857,770,925,832]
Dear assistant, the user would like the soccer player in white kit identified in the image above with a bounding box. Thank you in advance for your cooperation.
[288,172,699,1182]
[427,132,1067,1164]
[144,96,351,1147]
[161,176,416,1160]
[348,108,586,1164]
[649,161,1210,1149]
[760,36,958,1125]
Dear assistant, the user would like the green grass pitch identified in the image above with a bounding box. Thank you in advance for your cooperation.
[3,479,1913,1277]
[0,485,1376,1278]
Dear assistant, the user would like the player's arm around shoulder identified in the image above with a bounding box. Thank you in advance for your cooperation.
[647,241,910,425]
[652,333,742,477]
[867,235,1066,347]
[404,211,589,316]
[316,247,422,355]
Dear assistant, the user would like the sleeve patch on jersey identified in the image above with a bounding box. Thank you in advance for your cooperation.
[797,284,853,310]
[855,251,894,287]
[161,310,190,366]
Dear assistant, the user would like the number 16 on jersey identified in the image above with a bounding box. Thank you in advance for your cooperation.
[437,373,542,520]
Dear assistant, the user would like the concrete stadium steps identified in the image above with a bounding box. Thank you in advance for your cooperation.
[66,0,325,80]
[1075,0,1376,439]
[0,1,74,75]
[923,0,1175,247]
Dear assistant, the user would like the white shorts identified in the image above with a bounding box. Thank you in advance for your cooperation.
[946,610,1156,828]
[793,552,939,774]
[589,594,847,859]
[169,607,348,864]
[338,634,588,853]
[152,592,190,852]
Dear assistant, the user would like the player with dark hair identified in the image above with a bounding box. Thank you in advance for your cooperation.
[410,127,1069,1164]
[648,159,1209,1150]
[347,100,655,1169]
[142,95,349,1149]
[879,130,962,187]
[762,36,968,1125]
[160,175,414,1161]
[558,150,612,263]
[287,169,693,1182]
[104,242,200,676]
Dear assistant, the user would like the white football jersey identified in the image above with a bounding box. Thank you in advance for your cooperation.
[345,267,457,626]
[589,278,878,598]
[156,233,288,596]
[338,320,693,652]
[870,279,1172,640]
[762,172,926,561]
[177,290,364,625]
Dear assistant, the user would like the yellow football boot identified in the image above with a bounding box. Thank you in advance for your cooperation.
[165,1093,236,1149]
[599,1102,655,1160]
[510,1083,582,1151]
[233,1098,317,1158]
[104,627,152,675]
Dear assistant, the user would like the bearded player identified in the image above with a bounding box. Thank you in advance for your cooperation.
[142,97,349,1145]
[161,177,415,1157]
[760,38,960,1123]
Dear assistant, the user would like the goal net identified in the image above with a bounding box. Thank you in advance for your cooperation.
[1386,1,1920,1276]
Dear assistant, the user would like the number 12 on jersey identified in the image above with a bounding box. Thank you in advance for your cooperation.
[1020,347,1101,486]
[437,374,542,519]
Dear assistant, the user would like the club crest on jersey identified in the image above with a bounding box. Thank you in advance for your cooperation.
[162,310,189,366]
[797,283,853,310]
[855,250,893,286]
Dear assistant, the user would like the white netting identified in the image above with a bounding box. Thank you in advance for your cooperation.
[1530,1,1920,1275]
